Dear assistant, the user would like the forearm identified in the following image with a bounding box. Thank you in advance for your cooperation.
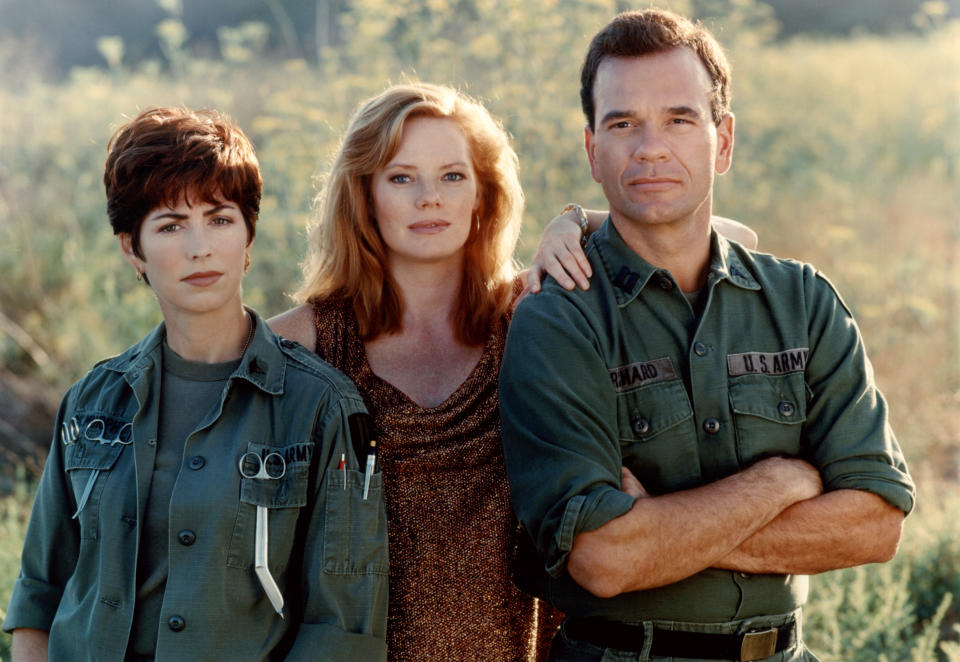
[715,489,904,575]
[12,628,49,662]
[567,457,820,596]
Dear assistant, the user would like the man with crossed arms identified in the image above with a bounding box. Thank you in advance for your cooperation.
[500,9,915,662]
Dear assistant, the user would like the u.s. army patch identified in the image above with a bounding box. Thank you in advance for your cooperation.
[727,348,808,376]
[609,357,677,392]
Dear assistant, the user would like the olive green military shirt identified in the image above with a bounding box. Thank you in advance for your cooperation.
[3,309,389,661]
[500,220,915,624]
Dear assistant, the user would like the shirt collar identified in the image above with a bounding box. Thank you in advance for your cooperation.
[100,307,286,395]
[593,217,760,308]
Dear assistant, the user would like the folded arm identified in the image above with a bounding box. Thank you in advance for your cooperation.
[567,457,822,597]
[715,488,905,574]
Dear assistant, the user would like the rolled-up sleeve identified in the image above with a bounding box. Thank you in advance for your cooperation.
[286,396,388,661]
[803,269,915,514]
[3,392,80,634]
[500,291,634,577]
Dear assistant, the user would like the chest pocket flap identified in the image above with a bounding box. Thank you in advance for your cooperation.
[239,441,312,509]
[729,372,809,425]
[63,412,130,471]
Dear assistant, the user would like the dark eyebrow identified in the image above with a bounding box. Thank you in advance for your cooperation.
[202,203,235,216]
[599,110,634,126]
[667,105,703,119]
[146,211,187,222]
[600,106,705,126]
[145,203,235,223]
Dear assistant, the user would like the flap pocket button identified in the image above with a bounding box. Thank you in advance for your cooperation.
[777,401,796,417]
[631,417,650,435]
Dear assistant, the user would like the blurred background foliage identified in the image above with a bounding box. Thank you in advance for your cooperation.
[0,0,958,658]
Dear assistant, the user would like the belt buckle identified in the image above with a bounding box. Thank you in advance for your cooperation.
[740,627,778,661]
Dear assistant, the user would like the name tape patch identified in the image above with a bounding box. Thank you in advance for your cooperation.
[727,348,809,376]
[609,357,677,392]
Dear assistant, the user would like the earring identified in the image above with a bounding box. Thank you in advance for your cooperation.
[244,254,251,273]
[136,271,144,282]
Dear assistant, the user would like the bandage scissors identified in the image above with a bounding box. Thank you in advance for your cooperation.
[60,417,80,446]
[69,417,133,519]
[238,451,287,619]
[84,418,133,446]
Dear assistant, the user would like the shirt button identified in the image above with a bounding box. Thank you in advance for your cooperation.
[703,418,721,434]
[631,417,651,435]
[168,615,186,632]
[739,572,751,579]
[658,277,674,291]
[778,401,796,417]
[188,456,206,470]
[693,341,709,357]
[178,530,196,546]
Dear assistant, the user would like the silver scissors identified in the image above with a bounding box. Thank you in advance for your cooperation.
[84,418,133,446]
[60,417,80,446]
[238,451,286,619]
[70,418,132,519]
[238,451,286,480]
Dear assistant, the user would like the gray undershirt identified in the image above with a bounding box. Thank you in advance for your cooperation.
[684,287,706,318]
[125,341,239,660]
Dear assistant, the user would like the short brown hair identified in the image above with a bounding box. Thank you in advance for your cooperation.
[104,106,262,258]
[580,8,731,129]
[295,83,523,346]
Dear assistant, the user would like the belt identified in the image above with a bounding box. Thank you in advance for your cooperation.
[564,617,797,661]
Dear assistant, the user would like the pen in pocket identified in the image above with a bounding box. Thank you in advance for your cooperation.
[362,440,376,500]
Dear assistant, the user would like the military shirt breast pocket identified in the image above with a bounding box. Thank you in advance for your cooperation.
[616,379,697,494]
[729,372,809,465]
[62,412,130,541]
[322,467,388,576]
[227,441,313,573]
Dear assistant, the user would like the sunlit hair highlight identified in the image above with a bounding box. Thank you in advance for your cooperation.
[295,82,523,345]
[581,8,731,129]
[104,106,262,257]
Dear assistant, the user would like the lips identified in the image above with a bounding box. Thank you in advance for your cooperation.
[627,177,680,192]
[182,271,223,286]
[408,220,450,233]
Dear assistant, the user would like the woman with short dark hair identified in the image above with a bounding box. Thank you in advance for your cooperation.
[4,106,388,662]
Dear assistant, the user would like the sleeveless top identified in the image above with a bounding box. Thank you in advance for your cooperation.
[311,295,562,661]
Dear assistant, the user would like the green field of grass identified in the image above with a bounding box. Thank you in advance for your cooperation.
[0,2,957,658]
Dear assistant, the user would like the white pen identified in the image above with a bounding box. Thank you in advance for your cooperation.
[362,440,377,500]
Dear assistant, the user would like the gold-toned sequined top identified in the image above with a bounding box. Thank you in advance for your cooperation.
[311,296,562,661]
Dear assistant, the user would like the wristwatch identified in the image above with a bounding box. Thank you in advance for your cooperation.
[561,203,589,247]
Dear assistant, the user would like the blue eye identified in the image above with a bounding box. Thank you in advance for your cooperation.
[442,172,465,182]
[389,174,412,184]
